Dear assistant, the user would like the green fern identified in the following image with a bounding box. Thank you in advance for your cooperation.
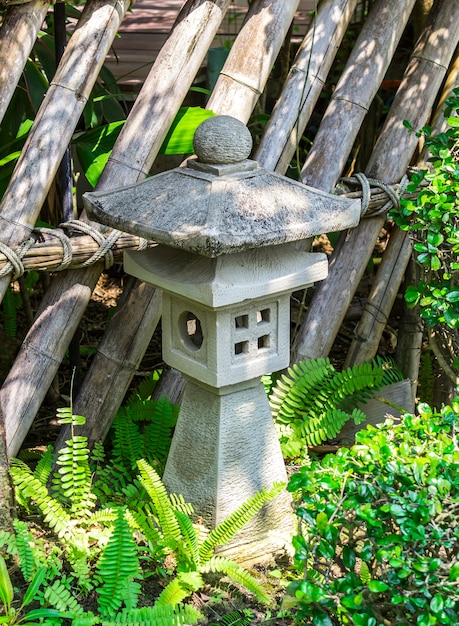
[211,609,255,626]
[33,445,54,486]
[270,357,404,454]
[127,370,162,403]
[43,578,84,615]
[10,458,73,538]
[96,507,141,616]
[0,530,18,558]
[200,556,271,604]
[13,520,36,582]
[133,461,277,607]
[52,434,96,515]
[136,460,182,548]
[100,603,203,625]
[199,482,285,564]
[156,571,205,606]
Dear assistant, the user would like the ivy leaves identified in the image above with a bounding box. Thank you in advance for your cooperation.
[390,88,459,330]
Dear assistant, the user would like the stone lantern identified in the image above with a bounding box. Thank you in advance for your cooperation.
[84,115,360,563]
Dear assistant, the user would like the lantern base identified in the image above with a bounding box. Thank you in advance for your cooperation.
[162,376,295,564]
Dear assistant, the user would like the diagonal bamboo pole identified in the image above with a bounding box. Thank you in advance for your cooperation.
[3,0,234,457]
[343,33,459,372]
[291,0,459,364]
[55,0,302,449]
[0,0,50,124]
[299,0,417,193]
[0,0,132,304]
[255,0,359,173]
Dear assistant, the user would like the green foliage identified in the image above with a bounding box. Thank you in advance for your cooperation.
[285,399,459,625]
[137,459,279,607]
[72,106,215,187]
[8,387,274,623]
[269,356,403,458]
[390,88,459,331]
[0,555,65,625]
[96,508,141,616]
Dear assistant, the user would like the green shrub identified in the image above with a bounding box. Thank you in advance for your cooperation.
[285,400,459,625]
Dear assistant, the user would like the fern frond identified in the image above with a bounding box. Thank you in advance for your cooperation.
[10,459,73,538]
[212,608,255,626]
[126,370,162,404]
[33,446,54,485]
[72,615,100,626]
[169,493,194,517]
[43,578,84,615]
[13,520,37,582]
[136,460,182,546]
[270,357,404,450]
[112,409,143,470]
[199,556,270,604]
[86,507,118,525]
[199,482,284,564]
[96,507,140,617]
[143,397,178,466]
[173,510,199,568]
[0,530,17,558]
[269,358,335,423]
[101,603,203,625]
[52,436,96,515]
[155,571,204,606]
[125,508,168,564]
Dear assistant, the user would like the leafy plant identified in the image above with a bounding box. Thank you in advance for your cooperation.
[390,87,459,383]
[9,394,276,622]
[0,555,65,625]
[268,356,404,459]
[285,399,459,625]
[134,459,280,607]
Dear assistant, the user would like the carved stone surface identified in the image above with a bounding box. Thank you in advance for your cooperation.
[84,116,360,257]
[193,114,253,164]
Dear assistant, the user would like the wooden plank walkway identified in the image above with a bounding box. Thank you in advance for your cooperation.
[105,0,316,89]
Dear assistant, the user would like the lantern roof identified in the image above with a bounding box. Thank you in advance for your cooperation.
[83,115,360,257]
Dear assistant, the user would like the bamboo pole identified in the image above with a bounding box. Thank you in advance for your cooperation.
[206,0,301,121]
[56,0,302,449]
[0,0,50,124]
[0,0,132,304]
[255,0,359,173]
[291,0,459,364]
[0,231,150,274]
[343,226,413,367]
[0,181,420,276]
[300,0,418,192]
[344,43,459,376]
[3,0,233,458]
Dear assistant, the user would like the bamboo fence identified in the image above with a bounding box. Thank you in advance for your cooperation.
[0,0,456,458]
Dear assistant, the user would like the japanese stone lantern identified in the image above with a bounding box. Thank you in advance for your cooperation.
[84,115,360,563]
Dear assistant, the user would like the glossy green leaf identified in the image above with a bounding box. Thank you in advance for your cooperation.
[0,556,13,608]
[159,107,216,155]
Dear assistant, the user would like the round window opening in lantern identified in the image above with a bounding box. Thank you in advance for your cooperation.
[179,310,204,350]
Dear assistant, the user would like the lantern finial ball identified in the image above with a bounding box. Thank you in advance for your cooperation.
[193,115,253,165]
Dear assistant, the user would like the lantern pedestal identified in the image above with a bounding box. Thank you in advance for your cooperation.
[163,377,293,563]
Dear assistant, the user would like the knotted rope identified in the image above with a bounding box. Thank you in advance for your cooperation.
[0,238,35,280]
[340,172,409,217]
[0,220,148,280]
[0,173,410,281]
